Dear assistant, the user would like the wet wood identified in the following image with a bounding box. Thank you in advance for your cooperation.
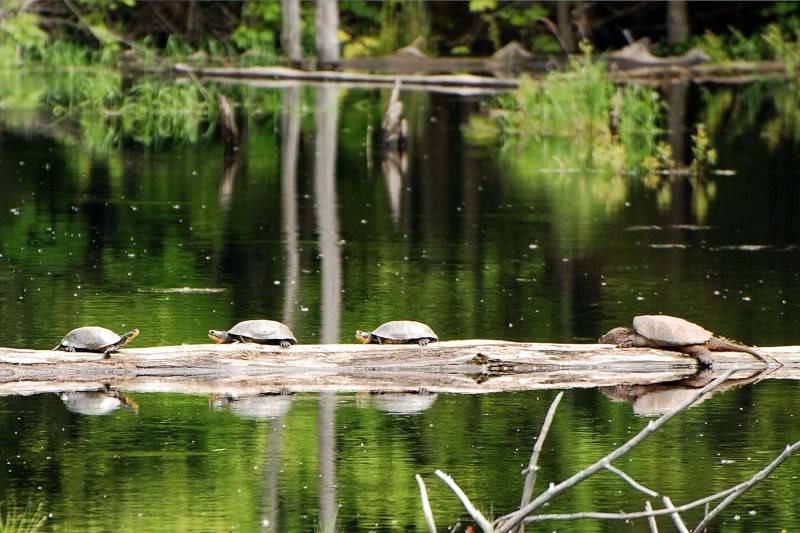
[167,59,791,93]
[0,340,797,396]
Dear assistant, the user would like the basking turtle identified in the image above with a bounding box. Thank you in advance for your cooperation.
[355,320,438,346]
[598,315,778,367]
[208,320,296,348]
[54,327,139,356]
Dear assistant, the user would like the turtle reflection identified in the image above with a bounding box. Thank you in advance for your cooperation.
[601,369,770,417]
[61,390,139,416]
[210,393,294,420]
[370,392,438,415]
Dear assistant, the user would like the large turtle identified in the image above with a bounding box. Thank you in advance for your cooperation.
[598,315,779,367]
[54,327,139,356]
[208,320,296,348]
[355,320,438,346]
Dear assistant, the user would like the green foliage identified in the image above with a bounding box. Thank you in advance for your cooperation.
[468,0,552,52]
[231,0,281,54]
[0,10,48,54]
[0,502,47,533]
[497,44,663,175]
[696,22,800,68]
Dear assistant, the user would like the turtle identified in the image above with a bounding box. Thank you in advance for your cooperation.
[208,320,296,348]
[598,315,779,367]
[355,320,438,346]
[54,327,139,356]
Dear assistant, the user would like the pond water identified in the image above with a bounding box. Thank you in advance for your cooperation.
[0,79,799,531]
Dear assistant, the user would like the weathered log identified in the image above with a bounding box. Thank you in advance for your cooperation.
[0,341,797,396]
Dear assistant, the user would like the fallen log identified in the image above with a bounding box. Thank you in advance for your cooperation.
[0,341,797,396]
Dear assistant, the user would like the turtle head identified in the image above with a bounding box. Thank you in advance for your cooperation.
[598,327,633,344]
[121,329,140,344]
[208,330,229,343]
[354,330,371,344]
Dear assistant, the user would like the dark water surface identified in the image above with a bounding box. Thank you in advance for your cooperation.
[1,81,799,531]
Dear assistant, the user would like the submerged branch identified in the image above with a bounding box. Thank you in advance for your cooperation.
[520,392,563,510]
[415,474,437,533]
[604,463,658,498]
[434,470,494,532]
[692,440,800,532]
[494,369,736,532]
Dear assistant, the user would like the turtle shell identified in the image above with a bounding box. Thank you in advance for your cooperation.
[61,327,123,351]
[228,320,296,343]
[372,321,438,342]
[632,315,713,347]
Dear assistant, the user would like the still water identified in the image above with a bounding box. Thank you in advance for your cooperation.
[0,80,799,531]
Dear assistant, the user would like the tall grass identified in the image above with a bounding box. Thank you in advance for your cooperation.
[497,44,664,175]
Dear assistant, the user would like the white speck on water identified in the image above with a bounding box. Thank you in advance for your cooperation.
[508,323,514,328]
[300,307,309,312]
[360,219,367,224]
[273,280,281,285]
[528,244,538,250]
[733,515,740,521]
[172,204,180,210]
[742,296,751,301]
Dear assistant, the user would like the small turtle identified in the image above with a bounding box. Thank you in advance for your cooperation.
[355,320,438,346]
[54,327,139,356]
[599,315,779,367]
[208,320,296,348]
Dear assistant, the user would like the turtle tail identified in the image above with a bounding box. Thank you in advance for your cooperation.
[708,336,781,366]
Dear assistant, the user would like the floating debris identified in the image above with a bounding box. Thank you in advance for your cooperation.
[139,287,226,294]
[709,244,771,252]
[648,243,690,249]
[627,224,712,231]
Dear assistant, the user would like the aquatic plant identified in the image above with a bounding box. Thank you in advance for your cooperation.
[496,43,664,176]
[0,502,47,533]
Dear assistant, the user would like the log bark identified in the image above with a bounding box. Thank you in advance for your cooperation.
[0,341,797,396]
[168,60,793,94]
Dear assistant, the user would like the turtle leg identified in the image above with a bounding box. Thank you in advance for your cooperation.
[680,344,715,368]
[617,333,659,349]
[707,336,781,367]
[418,338,429,347]
[280,340,291,348]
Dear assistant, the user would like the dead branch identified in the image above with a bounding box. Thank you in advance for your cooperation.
[434,470,494,532]
[662,496,689,533]
[644,501,658,533]
[415,474,437,533]
[519,392,563,510]
[603,463,658,498]
[494,369,736,532]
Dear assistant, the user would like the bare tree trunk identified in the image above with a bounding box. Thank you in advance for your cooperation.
[556,1,575,53]
[315,0,340,69]
[667,0,690,45]
[281,0,303,67]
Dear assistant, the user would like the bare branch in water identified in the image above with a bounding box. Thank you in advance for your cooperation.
[662,496,689,533]
[604,462,659,498]
[415,474,437,533]
[645,501,658,533]
[494,369,736,532]
[435,470,494,532]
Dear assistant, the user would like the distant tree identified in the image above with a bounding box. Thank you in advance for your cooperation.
[281,0,302,66]
[667,0,690,45]
[315,0,339,68]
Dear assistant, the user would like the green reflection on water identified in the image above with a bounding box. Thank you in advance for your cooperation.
[0,73,800,530]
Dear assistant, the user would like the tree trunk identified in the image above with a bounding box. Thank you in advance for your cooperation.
[556,1,575,53]
[281,0,303,67]
[315,0,340,69]
[667,0,690,45]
